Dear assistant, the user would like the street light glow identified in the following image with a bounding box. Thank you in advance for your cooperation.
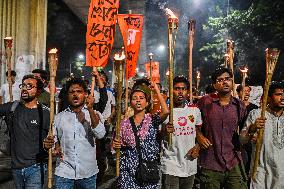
[78,54,84,60]
[157,44,165,52]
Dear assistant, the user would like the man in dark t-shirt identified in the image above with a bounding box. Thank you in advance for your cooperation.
[0,74,50,189]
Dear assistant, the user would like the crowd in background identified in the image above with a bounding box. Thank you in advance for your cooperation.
[0,67,284,189]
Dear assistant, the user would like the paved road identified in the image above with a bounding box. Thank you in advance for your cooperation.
[0,156,15,189]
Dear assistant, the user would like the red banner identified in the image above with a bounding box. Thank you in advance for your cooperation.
[145,61,160,83]
[117,14,144,79]
[86,0,119,67]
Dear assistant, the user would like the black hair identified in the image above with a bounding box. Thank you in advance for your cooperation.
[98,70,108,83]
[132,78,150,90]
[6,70,16,77]
[22,74,44,91]
[32,69,49,81]
[130,86,152,113]
[156,83,162,90]
[236,85,251,93]
[173,75,189,89]
[268,81,284,97]
[205,84,216,94]
[211,67,233,83]
[65,77,88,93]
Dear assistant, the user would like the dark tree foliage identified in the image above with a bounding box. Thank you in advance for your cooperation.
[199,0,284,86]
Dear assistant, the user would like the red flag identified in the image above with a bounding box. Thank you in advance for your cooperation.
[86,0,119,67]
[145,61,160,83]
[117,14,144,79]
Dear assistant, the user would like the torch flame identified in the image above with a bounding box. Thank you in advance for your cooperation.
[164,8,178,19]
[49,48,58,54]
[197,71,201,79]
[4,37,12,40]
[114,53,126,61]
[166,70,169,76]
[240,67,248,73]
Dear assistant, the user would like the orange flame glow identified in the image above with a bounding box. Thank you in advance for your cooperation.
[164,8,178,19]
[197,71,201,79]
[240,67,248,73]
[49,48,58,54]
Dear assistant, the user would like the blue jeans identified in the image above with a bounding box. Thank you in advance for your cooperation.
[54,174,97,189]
[12,163,47,189]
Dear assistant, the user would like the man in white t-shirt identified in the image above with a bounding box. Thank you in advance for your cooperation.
[0,70,21,104]
[161,76,202,189]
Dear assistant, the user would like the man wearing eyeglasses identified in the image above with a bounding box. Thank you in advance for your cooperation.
[0,74,50,189]
[196,67,248,189]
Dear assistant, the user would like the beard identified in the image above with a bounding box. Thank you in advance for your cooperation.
[21,94,36,102]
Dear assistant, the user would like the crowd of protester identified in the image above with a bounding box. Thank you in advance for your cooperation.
[0,67,284,189]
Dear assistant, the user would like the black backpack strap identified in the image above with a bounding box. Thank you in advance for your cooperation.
[129,116,143,161]
[6,101,20,155]
[37,103,44,153]
[7,100,20,127]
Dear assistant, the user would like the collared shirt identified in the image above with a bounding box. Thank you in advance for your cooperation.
[53,107,105,179]
[241,109,284,189]
[197,94,247,172]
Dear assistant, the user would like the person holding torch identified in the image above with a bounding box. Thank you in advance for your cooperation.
[43,78,105,189]
[0,74,50,189]
[113,81,169,189]
[240,81,284,189]
[196,67,248,189]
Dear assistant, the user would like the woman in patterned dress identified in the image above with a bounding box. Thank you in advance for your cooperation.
[113,83,169,189]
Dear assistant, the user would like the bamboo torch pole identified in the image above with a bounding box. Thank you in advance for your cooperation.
[4,37,13,102]
[166,8,178,147]
[148,53,154,82]
[47,48,58,189]
[188,20,195,104]
[196,71,201,94]
[252,48,280,181]
[122,48,129,111]
[114,52,125,177]
[239,67,248,101]
[226,39,236,96]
